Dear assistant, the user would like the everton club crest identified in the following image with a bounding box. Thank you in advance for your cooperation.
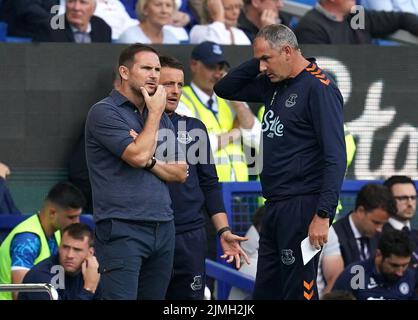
[177,131,193,144]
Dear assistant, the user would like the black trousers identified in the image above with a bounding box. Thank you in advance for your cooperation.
[166,226,207,300]
[253,195,321,300]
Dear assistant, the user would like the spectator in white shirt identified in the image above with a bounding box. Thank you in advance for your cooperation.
[117,0,180,44]
[94,0,139,40]
[189,0,251,45]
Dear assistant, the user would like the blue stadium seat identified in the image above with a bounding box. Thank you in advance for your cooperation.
[5,37,32,43]
[293,0,316,5]
[120,0,137,19]
[80,215,95,231]
[0,21,7,42]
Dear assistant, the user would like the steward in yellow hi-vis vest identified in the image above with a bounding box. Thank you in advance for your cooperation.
[0,215,61,300]
[178,41,260,182]
[180,86,249,181]
[0,181,84,300]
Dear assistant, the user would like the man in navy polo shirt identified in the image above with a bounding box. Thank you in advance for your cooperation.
[333,229,418,300]
[85,44,188,300]
[214,24,347,300]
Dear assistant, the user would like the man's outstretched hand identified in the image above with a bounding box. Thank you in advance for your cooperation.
[219,231,250,269]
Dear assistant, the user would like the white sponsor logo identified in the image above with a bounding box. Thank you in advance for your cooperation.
[262,109,284,138]
[399,282,410,295]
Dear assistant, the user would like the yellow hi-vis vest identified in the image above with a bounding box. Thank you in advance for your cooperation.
[180,86,248,182]
[0,214,61,300]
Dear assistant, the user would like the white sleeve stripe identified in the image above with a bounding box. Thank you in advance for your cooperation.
[11,266,31,271]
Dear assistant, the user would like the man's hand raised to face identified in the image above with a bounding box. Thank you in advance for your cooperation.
[141,85,167,115]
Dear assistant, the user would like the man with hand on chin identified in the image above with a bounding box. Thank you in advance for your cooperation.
[130,55,249,299]
[85,44,187,300]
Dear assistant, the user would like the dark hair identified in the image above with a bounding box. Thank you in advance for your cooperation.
[159,55,184,71]
[112,68,121,84]
[378,228,415,258]
[118,43,158,69]
[355,183,397,216]
[321,290,356,300]
[46,181,86,210]
[384,175,416,191]
[62,223,94,247]
[253,205,265,232]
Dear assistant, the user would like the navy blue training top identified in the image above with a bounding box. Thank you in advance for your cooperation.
[0,177,21,215]
[333,258,418,300]
[86,89,181,223]
[168,113,225,234]
[214,58,346,215]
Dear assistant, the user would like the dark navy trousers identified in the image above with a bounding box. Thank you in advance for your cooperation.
[165,226,207,300]
[95,218,175,300]
[253,195,322,300]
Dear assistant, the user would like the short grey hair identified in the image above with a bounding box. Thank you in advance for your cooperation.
[255,24,299,50]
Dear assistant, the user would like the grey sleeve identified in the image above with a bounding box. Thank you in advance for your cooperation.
[322,226,341,257]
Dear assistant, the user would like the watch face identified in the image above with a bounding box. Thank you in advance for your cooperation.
[318,210,329,218]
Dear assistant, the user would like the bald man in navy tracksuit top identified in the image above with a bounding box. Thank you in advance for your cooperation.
[214,25,347,300]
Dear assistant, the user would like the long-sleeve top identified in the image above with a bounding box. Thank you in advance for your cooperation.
[333,258,418,300]
[19,254,102,300]
[189,21,251,45]
[168,113,225,234]
[214,58,347,215]
[295,5,418,44]
[361,0,418,15]
[0,0,59,38]
[0,177,21,215]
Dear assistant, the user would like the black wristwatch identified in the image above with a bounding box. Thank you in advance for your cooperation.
[317,209,330,219]
[144,156,156,170]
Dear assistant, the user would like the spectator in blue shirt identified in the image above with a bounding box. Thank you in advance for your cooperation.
[19,223,101,300]
[333,228,418,300]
